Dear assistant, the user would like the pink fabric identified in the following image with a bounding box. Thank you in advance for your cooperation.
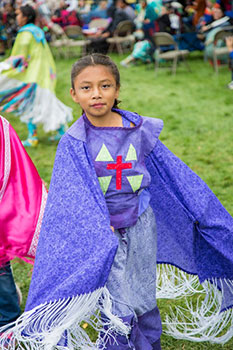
[0,116,47,267]
[0,119,5,196]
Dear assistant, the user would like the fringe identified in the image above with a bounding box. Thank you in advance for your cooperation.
[157,264,233,344]
[27,183,48,258]
[156,263,201,299]
[0,287,130,350]
[1,264,232,348]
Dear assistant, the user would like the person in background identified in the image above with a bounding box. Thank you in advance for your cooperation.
[2,1,18,49]
[117,0,136,21]
[0,114,47,345]
[202,4,231,64]
[86,0,133,53]
[51,0,81,28]
[120,28,155,67]
[0,4,72,147]
[138,0,162,40]
[185,0,206,26]
[0,12,6,57]
[81,0,109,25]
[196,0,215,31]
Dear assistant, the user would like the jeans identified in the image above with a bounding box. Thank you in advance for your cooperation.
[0,262,21,327]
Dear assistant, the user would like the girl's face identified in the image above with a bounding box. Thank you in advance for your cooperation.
[16,9,27,27]
[70,65,119,123]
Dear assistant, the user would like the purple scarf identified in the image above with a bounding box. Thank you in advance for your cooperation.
[0,110,232,349]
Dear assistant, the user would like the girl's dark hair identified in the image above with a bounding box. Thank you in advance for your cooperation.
[71,53,121,108]
[20,5,36,24]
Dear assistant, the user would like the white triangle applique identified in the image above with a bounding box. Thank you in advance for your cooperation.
[125,144,137,161]
[98,176,112,195]
[127,175,143,192]
[95,144,113,162]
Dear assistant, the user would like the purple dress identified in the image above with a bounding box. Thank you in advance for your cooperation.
[84,112,151,229]
[84,112,162,350]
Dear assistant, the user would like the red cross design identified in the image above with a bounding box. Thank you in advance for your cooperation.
[107,155,132,190]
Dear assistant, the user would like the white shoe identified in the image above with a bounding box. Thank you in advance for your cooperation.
[120,60,129,68]
[227,81,233,90]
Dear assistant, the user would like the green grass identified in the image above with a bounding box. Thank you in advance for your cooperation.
[2,50,233,349]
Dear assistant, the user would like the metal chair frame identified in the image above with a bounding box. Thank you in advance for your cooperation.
[106,20,135,55]
[212,26,233,74]
[50,24,90,58]
[153,32,190,75]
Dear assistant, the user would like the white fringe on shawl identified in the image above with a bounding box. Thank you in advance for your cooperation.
[156,264,201,299]
[0,287,130,350]
[157,264,233,344]
[1,265,232,349]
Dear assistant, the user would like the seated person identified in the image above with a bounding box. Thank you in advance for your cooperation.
[52,0,82,28]
[117,0,136,21]
[203,5,232,62]
[87,0,134,53]
[81,0,109,24]
[196,0,215,31]
[185,0,206,26]
[120,29,155,67]
[200,3,230,33]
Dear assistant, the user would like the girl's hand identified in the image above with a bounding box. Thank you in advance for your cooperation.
[110,226,115,232]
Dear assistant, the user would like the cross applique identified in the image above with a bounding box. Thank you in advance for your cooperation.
[107,156,132,190]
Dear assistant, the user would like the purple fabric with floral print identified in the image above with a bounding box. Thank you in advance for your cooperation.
[25,109,233,315]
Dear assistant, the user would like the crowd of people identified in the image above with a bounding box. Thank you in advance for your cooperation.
[0,0,233,86]
[0,0,233,58]
[0,2,231,147]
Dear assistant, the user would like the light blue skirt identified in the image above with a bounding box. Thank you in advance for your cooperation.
[106,205,157,318]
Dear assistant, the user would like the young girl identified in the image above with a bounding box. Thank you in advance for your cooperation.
[69,53,162,349]
[0,54,233,350]
[0,4,72,147]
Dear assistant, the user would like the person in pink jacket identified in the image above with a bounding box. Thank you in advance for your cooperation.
[0,115,47,331]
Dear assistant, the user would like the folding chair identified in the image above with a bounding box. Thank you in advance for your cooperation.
[153,32,190,74]
[212,26,233,74]
[107,20,135,54]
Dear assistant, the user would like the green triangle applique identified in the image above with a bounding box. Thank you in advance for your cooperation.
[127,175,144,193]
[98,176,112,195]
[125,144,137,161]
[95,143,113,162]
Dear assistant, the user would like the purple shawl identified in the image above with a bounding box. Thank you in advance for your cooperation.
[1,110,232,348]
[26,109,233,311]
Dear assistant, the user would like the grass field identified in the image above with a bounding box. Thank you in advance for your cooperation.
[2,50,233,349]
